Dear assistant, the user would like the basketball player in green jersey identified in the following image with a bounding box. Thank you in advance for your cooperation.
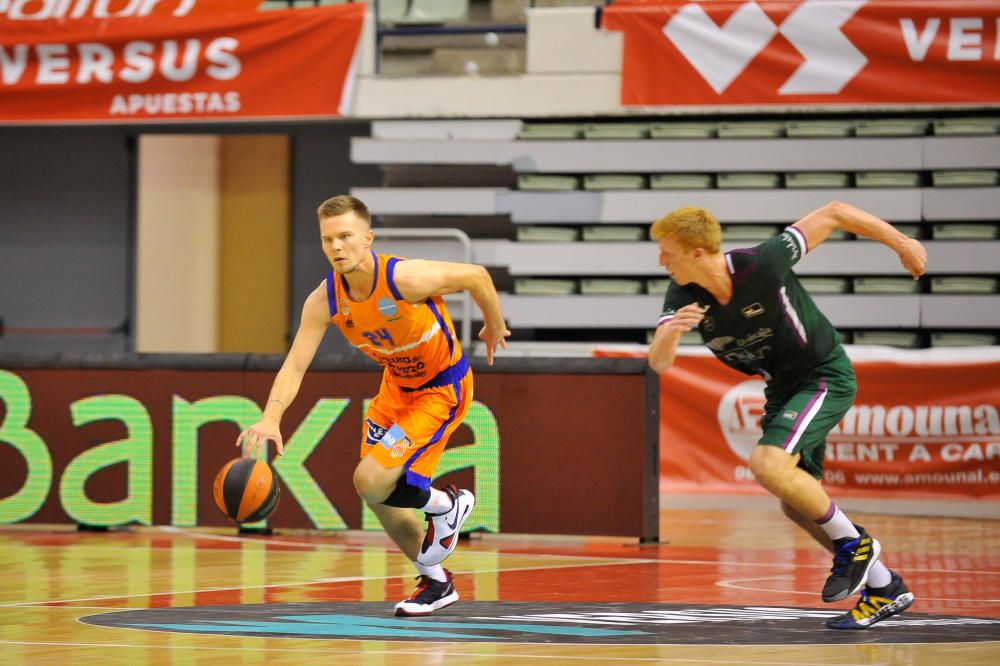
[648,202,927,630]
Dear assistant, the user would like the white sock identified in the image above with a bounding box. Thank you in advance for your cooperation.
[420,487,453,515]
[415,562,448,583]
[816,502,861,541]
[867,561,893,589]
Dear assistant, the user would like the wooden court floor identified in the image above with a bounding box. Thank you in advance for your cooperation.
[1,508,997,665]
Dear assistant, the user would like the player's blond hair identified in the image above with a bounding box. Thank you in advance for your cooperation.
[650,206,721,254]
[317,195,371,227]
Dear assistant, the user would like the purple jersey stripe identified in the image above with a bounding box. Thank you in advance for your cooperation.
[783,379,828,453]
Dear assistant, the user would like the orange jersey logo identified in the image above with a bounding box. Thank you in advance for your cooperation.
[326,252,462,389]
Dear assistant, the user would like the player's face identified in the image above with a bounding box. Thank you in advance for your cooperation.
[320,212,373,275]
[657,235,697,285]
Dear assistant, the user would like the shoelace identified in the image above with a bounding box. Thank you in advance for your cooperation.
[830,542,855,575]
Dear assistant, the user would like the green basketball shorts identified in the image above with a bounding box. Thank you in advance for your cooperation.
[758,345,857,479]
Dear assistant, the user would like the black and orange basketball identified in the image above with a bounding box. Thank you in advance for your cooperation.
[213,458,280,523]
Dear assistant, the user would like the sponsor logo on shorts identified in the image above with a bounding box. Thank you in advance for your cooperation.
[380,424,408,451]
[783,410,799,420]
[390,440,409,459]
[365,418,387,445]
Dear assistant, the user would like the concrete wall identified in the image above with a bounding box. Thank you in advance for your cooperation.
[352,7,626,118]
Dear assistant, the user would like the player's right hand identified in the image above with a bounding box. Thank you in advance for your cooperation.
[666,303,709,333]
[898,237,927,279]
[237,420,284,459]
[479,322,512,365]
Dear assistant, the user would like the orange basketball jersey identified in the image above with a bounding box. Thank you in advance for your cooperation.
[325,252,465,390]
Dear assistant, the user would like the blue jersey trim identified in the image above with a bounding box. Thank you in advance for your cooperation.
[325,270,337,317]
[426,299,455,357]
[385,257,405,301]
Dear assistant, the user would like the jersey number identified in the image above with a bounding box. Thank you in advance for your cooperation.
[362,327,396,348]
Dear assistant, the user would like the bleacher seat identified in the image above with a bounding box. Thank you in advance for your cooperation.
[932,118,1000,136]
[583,175,646,191]
[583,123,650,139]
[930,277,999,294]
[785,172,851,189]
[649,174,713,189]
[932,170,1000,187]
[518,123,584,140]
[853,277,921,294]
[785,120,854,137]
[716,173,782,189]
[855,171,922,187]
[932,223,999,239]
[516,226,579,242]
[855,119,929,136]
[582,225,645,241]
[351,116,999,347]
[580,279,644,295]
[854,331,921,347]
[717,121,785,138]
[649,122,717,139]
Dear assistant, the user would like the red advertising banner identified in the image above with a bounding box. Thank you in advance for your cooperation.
[659,347,1000,500]
[601,0,1000,106]
[0,0,261,21]
[0,4,365,123]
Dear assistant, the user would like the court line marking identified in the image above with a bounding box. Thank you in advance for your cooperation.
[140,530,1000,576]
[0,639,907,664]
[716,575,1000,603]
[0,558,656,608]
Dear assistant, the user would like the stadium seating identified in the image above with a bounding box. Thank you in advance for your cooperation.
[351,117,1000,347]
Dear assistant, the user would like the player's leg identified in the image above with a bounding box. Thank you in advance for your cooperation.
[395,374,476,568]
[749,349,901,606]
[354,373,474,615]
[780,499,833,553]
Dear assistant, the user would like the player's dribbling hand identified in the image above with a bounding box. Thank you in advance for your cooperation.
[237,420,284,459]
[898,237,928,279]
[667,303,709,333]
[479,322,512,365]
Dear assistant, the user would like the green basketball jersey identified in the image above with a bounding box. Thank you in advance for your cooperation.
[659,227,841,387]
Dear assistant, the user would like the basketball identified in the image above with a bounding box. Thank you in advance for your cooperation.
[213,458,281,523]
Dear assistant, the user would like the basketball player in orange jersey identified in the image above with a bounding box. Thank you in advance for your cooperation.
[238,195,511,616]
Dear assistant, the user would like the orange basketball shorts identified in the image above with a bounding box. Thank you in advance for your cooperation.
[360,368,473,490]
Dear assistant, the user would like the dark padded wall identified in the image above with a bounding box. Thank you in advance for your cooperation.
[0,127,132,352]
[0,121,379,356]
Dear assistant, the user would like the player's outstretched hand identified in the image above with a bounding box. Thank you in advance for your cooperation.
[898,237,928,279]
[667,303,709,333]
[479,322,512,365]
[237,420,284,459]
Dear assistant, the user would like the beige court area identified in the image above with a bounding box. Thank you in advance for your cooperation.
[0,508,998,665]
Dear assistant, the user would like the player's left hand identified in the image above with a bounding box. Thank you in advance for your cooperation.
[479,322,511,365]
[898,237,927,279]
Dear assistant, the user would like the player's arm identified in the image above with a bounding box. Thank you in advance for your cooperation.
[791,201,927,279]
[392,259,511,365]
[648,303,707,373]
[237,284,330,457]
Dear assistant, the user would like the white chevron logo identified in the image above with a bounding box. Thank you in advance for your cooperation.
[663,0,869,95]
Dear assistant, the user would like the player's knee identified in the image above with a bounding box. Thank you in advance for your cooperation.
[353,462,389,504]
[749,446,792,491]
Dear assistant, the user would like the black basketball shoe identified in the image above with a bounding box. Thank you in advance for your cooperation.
[826,570,915,629]
[822,524,882,602]
[394,569,459,616]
